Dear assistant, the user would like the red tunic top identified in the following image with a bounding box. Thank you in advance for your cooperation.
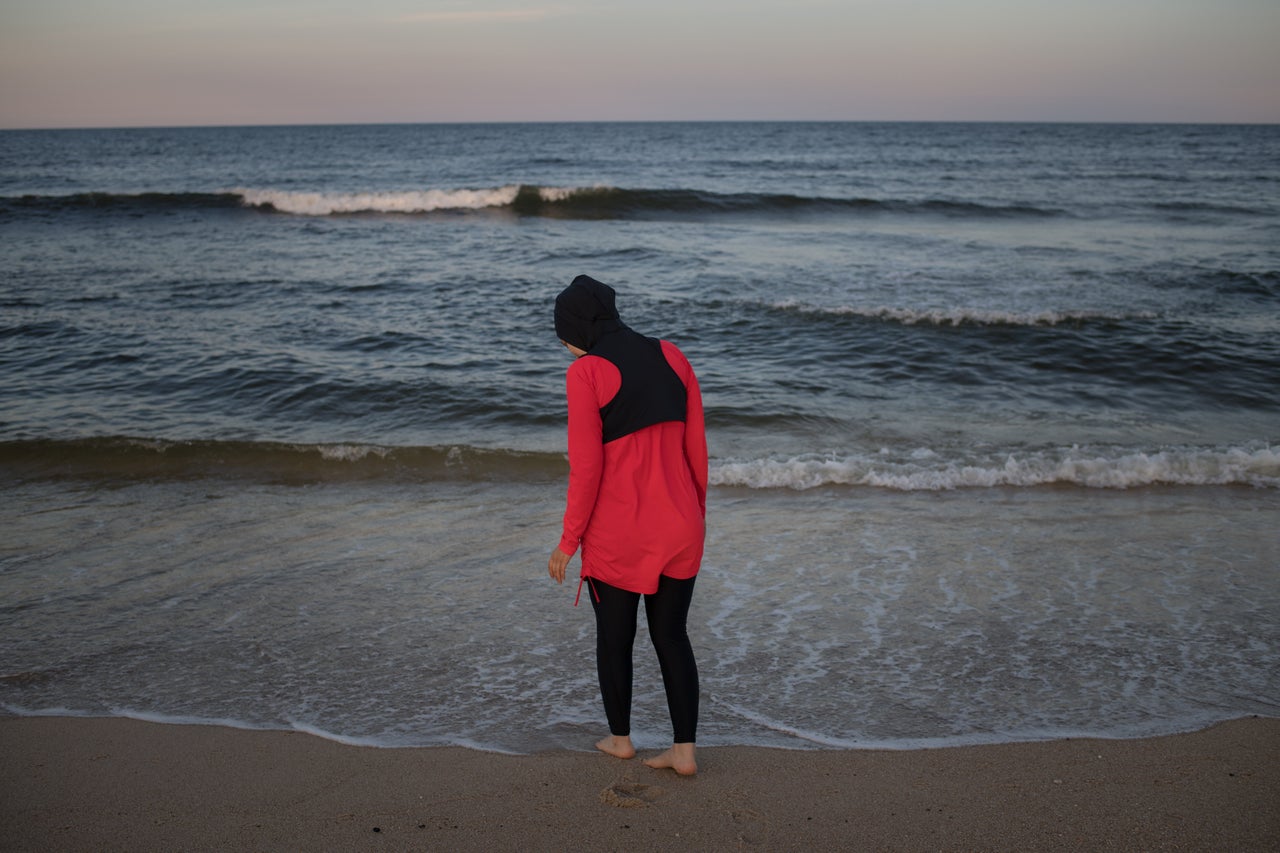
[558,340,708,595]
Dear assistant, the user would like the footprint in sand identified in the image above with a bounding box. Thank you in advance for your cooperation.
[600,782,665,808]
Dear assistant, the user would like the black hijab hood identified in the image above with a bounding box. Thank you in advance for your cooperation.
[554,274,624,351]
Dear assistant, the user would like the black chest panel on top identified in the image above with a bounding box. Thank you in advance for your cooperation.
[588,330,687,444]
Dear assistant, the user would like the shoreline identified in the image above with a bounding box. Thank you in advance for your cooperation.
[4,715,1277,851]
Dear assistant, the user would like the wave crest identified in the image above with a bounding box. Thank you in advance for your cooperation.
[770,300,1151,327]
[5,438,1275,491]
[3,187,1066,221]
[710,445,1280,491]
[236,185,585,215]
[0,437,566,484]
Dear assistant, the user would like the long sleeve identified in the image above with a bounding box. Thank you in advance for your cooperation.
[664,341,708,517]
[558,358,609,555]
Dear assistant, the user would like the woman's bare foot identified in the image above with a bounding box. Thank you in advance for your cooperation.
[595,734,636,760]
[643,743,697,776]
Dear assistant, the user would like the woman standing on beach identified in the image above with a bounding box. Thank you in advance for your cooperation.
[547,275,708,776]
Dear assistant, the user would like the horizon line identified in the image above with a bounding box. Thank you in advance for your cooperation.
[3,117,1278,133]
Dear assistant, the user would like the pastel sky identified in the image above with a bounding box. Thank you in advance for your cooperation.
[1,0,1277,128]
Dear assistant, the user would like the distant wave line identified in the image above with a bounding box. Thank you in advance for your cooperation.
[10,187,1263,220]
[234,186,1070,219]
[1,187,1074,220]
[3,437,1274,491]
[18,186,1263,220]
[711,445,1280,491]
[768,300,1156,327]
[236,185,581,215]
[0,437,566,485]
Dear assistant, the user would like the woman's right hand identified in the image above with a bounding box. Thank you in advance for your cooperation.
[548,547,571,584]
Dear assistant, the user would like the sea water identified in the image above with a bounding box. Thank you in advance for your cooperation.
[1,122,1277,750]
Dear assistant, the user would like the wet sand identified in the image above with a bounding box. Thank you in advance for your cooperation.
[3,715,1277,851]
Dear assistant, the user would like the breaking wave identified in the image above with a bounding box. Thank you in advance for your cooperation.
[2,186,1067,221]
[0,437,565,485]
[711,445,1280,491]
[768,300,1154,327]
[4,438,1275,491]
[235,185,582,215]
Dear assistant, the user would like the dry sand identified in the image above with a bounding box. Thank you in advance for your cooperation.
[2,715,1277,851]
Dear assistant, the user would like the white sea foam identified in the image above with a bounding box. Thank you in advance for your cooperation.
[705,699,1156,751]
[315,443,391,462]
[709,445,1280,491]
[771,300,1153,326]
[108,707,275,732]
[283,720,413,748]
[5,474,1277,754]
[234,185,586,216]
[712,699,860,748]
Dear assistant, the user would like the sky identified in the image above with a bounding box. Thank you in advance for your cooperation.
[1,0,1277,128]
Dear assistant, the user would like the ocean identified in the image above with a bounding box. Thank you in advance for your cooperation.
[1,121,1277,751]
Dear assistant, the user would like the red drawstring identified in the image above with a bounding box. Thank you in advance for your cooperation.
[574,576,600,607]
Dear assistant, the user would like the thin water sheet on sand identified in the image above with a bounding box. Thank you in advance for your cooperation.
[2,477,1276,751]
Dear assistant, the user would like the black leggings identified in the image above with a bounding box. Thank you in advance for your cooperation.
[588,574,699,743]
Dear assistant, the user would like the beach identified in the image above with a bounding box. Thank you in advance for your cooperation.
[3,715,1277,851]
[3,122,1278,848]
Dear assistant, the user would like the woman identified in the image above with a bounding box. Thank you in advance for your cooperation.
[547,274,707,776]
